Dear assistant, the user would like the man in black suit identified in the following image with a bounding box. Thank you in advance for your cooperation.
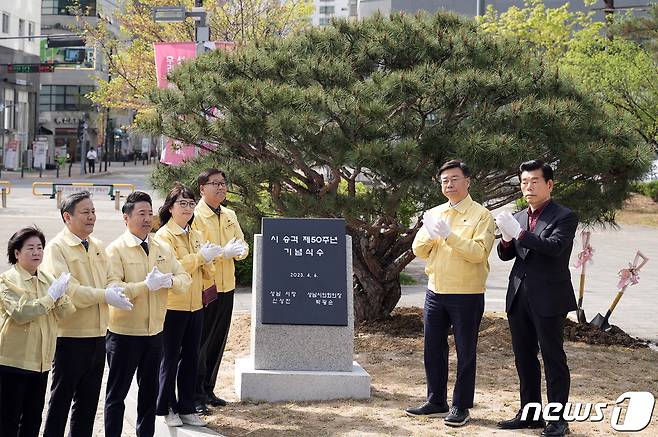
[495,160,578,437]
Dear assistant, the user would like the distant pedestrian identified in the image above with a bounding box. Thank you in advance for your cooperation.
[86,148,97,174]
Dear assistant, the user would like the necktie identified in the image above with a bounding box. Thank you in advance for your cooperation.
[140,241,149,256]
[81,240,89,252]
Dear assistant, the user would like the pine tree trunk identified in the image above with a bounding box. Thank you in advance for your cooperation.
[352,246,403,322]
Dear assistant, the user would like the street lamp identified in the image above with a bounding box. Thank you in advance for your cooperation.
[152,2,209,55]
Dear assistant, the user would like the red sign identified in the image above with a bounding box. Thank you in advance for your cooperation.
[153,41,234,166]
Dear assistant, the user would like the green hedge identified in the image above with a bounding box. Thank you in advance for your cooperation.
[632,181,658,202]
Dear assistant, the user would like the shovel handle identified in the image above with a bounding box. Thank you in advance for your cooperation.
[578,273,586,300]
[608,289,626,313]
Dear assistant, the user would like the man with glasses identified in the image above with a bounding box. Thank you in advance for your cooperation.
[406,160,495,427]
[192,168,248,414]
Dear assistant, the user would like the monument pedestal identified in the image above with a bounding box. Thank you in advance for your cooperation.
[235,231,371,402]
[234,357,371,402]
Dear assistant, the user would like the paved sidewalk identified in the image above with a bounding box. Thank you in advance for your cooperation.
[398,224,658,343]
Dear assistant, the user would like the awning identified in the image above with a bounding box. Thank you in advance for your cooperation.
[38,126,54,135]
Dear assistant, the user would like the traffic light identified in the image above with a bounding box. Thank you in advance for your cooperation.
[46,37,86,48]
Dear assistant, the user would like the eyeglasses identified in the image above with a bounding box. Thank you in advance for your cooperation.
[440,177,465,185]
[175,200,196,208]
[204,181,227,188]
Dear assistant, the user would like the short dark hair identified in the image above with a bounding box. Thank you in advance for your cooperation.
[519,160,554,182]
[438,160,471,178]
[197,168,227,189]
[159,183,196,226]
[122,191,152,215]
[8,226,46,265]
[60,191,92,223]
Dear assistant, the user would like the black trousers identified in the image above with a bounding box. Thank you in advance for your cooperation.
[156,309,203,415]
[195,290,234,400]
[104,331,162,437]
[87,159,95,173]
[0,366,49,437]
[43,336,105,437]
[508,281,570,409]
[423,290,484,409]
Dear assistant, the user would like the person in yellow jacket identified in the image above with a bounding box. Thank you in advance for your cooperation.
[42,191,133,437]
[192,168,248,413]
[104,191,192,437]
[0,226,75,437]
[406,160,495,427]
[154,184,222,428]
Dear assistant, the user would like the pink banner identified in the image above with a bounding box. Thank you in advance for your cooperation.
[154,41,234,165]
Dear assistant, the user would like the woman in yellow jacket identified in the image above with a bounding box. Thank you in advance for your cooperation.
[154,184,222,428]
[0,226,75,437]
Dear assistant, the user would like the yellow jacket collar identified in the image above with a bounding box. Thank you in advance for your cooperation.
[60,226,91,247]
[164,219,187,236]
[15,264,48,284]
[446,194,474,215]
[197,199,218,218]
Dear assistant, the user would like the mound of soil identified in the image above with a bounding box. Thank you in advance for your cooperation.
[358,307,648,348]
[563,319,648,348]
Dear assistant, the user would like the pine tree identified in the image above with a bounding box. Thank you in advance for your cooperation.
[141,12,653,321]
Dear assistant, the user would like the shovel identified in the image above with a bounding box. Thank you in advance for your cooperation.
[591,251,649,331]
[575,231,593,324]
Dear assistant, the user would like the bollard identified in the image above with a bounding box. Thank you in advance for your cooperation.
[68,163,72,177]
[1,187,6,208]
[21,167,24,178]
[56,189,63,209]
[56,166,60,178]
[114,191,121,211]
[39,166,43,178]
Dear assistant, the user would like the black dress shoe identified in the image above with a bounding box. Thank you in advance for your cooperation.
[444,406,470,427]
[206,393,227,407]
[498,410,546,429]
[542,420,569,436]
[195,402,210,415]
[405,401,450,417]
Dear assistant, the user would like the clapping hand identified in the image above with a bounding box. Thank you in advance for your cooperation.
[144,266,173,291]
[105,286,133,310]
[48,272,71,301]
[200,242,223,263]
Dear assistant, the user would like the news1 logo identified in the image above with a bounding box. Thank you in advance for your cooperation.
[521,392,655,432]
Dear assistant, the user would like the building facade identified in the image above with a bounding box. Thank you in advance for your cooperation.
[0,0,41,169]
[40,0,132,168]
[358,0,643,21]
[312,0,358,26]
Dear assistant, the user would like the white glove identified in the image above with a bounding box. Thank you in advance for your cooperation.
[436,218,451,239]
[200,242,223,263]
[495,213,514,242]
[497,212,522,240]
[237,240,248,257]
[222,238,243,259]
[48,272,70,301]
[144,266,174,291]
[422,212,440,240]
[105,286,133,310]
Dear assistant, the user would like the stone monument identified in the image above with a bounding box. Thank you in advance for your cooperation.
[234,218,371,402]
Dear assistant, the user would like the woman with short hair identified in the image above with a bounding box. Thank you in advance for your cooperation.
[0,226,74,437]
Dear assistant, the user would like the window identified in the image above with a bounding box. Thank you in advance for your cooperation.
[42,0,96,16]
[1,13,9,34]
[319,6,335,14]
[39,85,95,112]
[18,19,25,36]
[28,21,35,41]
[319,17,330,26]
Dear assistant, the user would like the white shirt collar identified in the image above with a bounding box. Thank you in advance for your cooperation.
[131,234,149,245]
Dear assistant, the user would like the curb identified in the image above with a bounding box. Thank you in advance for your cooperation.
[125,378,225,437]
